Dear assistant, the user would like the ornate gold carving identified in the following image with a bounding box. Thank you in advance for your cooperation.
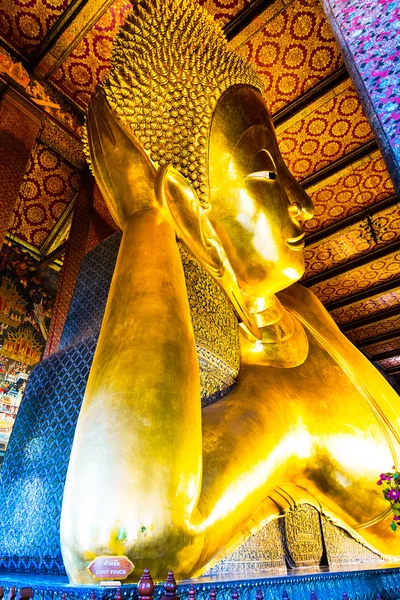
[180,245,240,405]
[321,515,383,565]
[205,519,286,575]
[284,504,323,567]
[2,324,43,366]
[0,276,26,328]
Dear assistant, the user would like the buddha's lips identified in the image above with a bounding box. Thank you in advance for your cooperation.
[286,233,305,250]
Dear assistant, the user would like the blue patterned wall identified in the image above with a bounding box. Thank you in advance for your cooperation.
[59,233,121,351]
[0,233,121,575]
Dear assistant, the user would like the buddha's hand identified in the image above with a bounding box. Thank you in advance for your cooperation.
[86,88,158,230]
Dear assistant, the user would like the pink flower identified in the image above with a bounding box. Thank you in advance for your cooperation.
[377,480,383,485]
[387,489,400,501]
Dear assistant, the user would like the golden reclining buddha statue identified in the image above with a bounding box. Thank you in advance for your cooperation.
[60,0,400,583]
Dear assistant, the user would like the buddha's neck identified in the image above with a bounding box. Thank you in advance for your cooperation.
[242,295,309,368]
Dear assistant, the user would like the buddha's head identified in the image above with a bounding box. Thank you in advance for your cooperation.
[101,0,314,311]
[208,85,313,302]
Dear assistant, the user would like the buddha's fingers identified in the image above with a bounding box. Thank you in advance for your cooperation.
[86,89,159,228]
[87,92,124,229]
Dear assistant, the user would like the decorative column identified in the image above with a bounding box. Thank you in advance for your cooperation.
[44,168,94,358]
[0,87,42,249]
[321,0,400,196]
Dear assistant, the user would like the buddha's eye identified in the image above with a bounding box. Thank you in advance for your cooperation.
[246,149,277,182]
[245,171,276,182]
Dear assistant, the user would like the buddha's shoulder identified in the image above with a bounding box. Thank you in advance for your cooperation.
[277,283,342,338]
[276,283,359,361]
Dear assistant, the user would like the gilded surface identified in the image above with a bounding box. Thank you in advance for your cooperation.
[276,81,373,181]
[101,0,260,208]
[284,504,323,567]
[305,151,395,234]
[208,504,383,573]
[60,0,400,584]
[304,205,400,279]
[231,0,342,115]
[310,250,400,305]
[48,0,247,109]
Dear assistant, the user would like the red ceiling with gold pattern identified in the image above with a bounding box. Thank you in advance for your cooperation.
[198,0,252,24]
[8,141,81,248]
[309,250,400,305]
[276,82,373,181]
[50,0,131,109]
[231,0,342,115]
[304,205,400,279]
[330,287,400,326]
[346,313,400,344]
[364,336,400,358]
[305,150,395,234]
[379,356,400,369]
[0,0,70,56]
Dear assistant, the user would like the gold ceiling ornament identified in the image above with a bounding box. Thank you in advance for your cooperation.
[101,0,262,209]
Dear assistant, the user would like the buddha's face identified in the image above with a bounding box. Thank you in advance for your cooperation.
[208,86,314,304]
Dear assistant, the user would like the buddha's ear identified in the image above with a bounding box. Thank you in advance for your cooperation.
[155,164,224,277]
[155,165,261,340]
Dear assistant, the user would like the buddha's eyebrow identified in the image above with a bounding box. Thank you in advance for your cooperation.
[245,170,276,181]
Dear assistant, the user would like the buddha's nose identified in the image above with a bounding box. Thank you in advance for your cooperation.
[286,176,314,222]
[297,187,314,221]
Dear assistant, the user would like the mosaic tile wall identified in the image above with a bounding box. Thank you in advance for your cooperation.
[321,0,400,196]
[59,232,121,350]
[0,234,119,575]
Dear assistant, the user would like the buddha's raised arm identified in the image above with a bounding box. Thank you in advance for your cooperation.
[61,92,205,582]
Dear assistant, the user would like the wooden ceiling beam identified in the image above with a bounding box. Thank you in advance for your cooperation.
[303,239,400,288]
[370,348,400,362]
[386,366,400,376]
[40,241,67,269]
[223,0,275,40]
[325,278,400,312]
[339,304,400,333]
[301,140,378,190]
[27,0,88,70]
[357,329,400,349]
[305,194,398,248]
[273,66,348,127]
